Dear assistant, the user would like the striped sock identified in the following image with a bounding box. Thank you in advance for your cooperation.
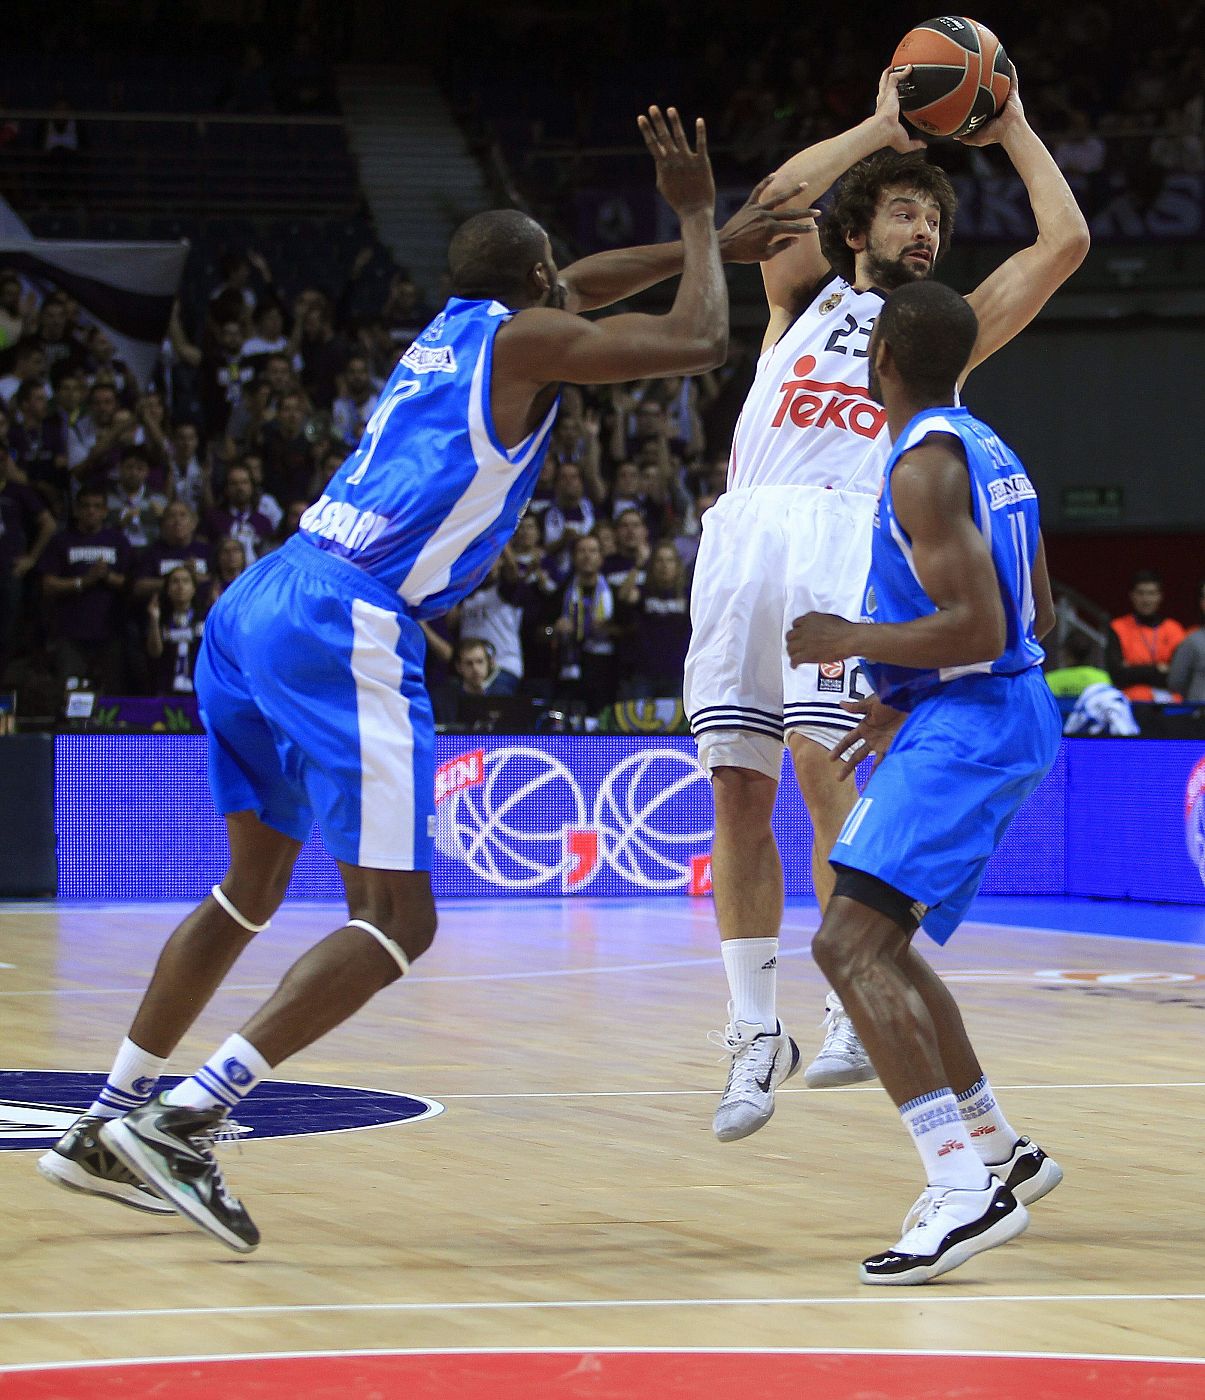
[956,1074,1020,1167]
[900,1087,991,1190]
[87,1038,166,1120]
[164,1034,271,1115]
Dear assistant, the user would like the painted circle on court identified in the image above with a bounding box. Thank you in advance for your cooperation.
[0,1069,441,1151]
[2,1350,1203,1399]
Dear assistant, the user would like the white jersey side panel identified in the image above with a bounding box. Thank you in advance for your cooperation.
[729,276,890,495]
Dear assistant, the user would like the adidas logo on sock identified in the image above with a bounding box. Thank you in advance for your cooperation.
[760,956,777,970]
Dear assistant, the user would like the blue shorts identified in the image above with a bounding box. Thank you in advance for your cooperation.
[830,668,1061,944]
[195,535,435,871]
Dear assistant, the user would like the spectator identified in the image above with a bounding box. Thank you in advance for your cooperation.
[0,272,34,350]
[1169,581,1205,703]
[603,507,650,591]
[145,565,206,697]
[296,298,348,410]
[1106,569,1187,702]
[38,486,131,692]
[83,328,135,406]
[381,271,435,347]
[553,532,618,716]
[132,391,172,490]
[208,534,247,604]
[131,500,211,606]
[0,446,55,671]
[8,378,68,513]
[51,366,87,439]
[67,382,123,491]
[0,338,49,408]
[1045,631,1112,697]
[205,463,273,565]
[331,354,381,447]
[458,555,525,687]
[257,391,315,505]
[543,460,596,560]
[188,317,254,439]
[455,636,519,699]
[166,422,209,516]
[207,251,259,315]
[106,448,167,549]
[615,539,692,700]
[242,302,296,371]
[36,298,80,376]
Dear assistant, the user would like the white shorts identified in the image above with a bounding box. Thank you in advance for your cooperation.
[684,485,875,779]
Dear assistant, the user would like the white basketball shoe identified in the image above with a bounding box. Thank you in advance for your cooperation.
[711,1012,801,1142]
[803,991,877,1088]
[860,1180,1028,1285]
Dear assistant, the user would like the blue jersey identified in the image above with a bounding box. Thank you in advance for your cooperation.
[860,405,1045,711]
[300,297,559,619]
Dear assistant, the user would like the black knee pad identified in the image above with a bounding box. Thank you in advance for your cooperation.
[831,864,929,933]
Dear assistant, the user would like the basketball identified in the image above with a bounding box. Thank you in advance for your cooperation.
[891,16,1014,138]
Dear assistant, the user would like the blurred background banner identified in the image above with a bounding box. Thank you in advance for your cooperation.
[0,238,187,388]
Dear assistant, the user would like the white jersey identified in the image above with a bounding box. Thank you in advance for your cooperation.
[729,274,890,496]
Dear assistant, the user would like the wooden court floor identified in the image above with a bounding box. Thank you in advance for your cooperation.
[1,895,1203,1386]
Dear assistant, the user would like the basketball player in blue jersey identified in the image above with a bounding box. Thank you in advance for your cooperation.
[37,108,812,1252]
[786,280,1063,1284]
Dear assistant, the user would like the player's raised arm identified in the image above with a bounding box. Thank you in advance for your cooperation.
[498,107,728,384]
[959,75,1090,379]
[759,67,926,324]
[557,175,817,314]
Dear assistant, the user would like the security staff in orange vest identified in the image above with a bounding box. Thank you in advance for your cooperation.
[1106,569,1186,702]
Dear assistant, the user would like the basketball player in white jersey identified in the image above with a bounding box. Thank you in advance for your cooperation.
[693,67,1089,1141]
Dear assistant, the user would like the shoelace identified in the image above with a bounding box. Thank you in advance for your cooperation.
[191,1119,247,1211]
[900,1188,946,1239]
[707,1027,774,1098]
[818,1002,865,1060]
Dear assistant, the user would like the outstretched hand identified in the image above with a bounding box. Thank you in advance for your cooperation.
[829,697,906,782]
[875,65,928,154]
[637,106,715,217]
[720,175,821,263]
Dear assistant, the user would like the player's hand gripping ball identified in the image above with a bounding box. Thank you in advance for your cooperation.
[891,16,1013,138]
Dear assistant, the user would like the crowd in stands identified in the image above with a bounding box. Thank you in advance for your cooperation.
[455,0,1205,235]
[0,245,747,727]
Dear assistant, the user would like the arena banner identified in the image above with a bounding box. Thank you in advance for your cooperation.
[43,731,1162,903]
[577,173,1205,253]
[0,238,188,388]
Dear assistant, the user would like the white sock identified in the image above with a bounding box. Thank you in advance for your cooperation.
[900,1088,991,1190]
[164,1034,271,1115]
[87,1038,167,1119]
[957,1074,1020,1166]
[721,937,779,1033]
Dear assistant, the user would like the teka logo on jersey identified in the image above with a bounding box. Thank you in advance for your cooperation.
[435,745,712,892]
[770,355,887,440]
[0,1071,442,1152]
[1185,755,1205,887]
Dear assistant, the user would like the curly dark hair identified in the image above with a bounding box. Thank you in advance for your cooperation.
[820,151,957,284]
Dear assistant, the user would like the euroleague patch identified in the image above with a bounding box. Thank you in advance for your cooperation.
[818,660,846,692]
[0,1070,442,1151]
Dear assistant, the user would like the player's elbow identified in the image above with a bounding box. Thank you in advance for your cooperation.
[1053,221,1091,273]
[687,329,728,373]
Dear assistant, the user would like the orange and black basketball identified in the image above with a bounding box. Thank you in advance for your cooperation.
[891,16,1014,138]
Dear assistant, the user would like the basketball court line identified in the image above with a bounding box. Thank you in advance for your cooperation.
[2,1344,1203,1374]
[2,1292,1202,1326]
[434,1081,1205,1100]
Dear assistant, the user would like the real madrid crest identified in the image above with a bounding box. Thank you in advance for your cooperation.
[818,291,843,315]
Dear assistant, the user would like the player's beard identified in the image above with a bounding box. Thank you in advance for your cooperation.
[864,237,933,291]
